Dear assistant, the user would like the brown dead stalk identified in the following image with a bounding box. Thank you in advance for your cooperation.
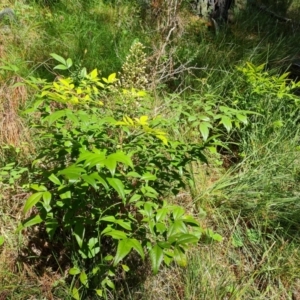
[147,0,199,91]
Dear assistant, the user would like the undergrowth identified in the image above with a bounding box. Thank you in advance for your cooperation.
[1,0,300,299]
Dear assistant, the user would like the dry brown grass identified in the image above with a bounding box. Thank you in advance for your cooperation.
[0,76,32,153]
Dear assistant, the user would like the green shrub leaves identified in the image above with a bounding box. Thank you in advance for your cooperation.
[18,57,225,298]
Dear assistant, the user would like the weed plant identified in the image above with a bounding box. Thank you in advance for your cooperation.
[1,0,300,299]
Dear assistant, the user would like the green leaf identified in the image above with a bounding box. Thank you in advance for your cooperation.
[220,116,232,132]
[50,53,67,65]
[105,278,115,289]
[88,237,98,249]
[109,152,133,168]
[48,173,61,185]
[128,238,145,260]
[149,244,164,274]
[78,249,88,259]
[211,233,222,242]
[79,271,88,287]
[181,215,200,226]
[172,206,185,220]
[89,173,109,190]
[87,244,100,258]
[127,172,141,178]
[65,110,79,125]
[236,113,248,124]
[122,264,130,272]
[167,220,187,237]
[143,202,153,218]
[142,185,158,197]
[104,156,117,176]
[58,166,85,182]
[72,287,80,300]
[58,187,71,200]
[89,68,98,79]
[53,64,69,70]
[73,222,85,248]
[200,122,211,141]
[129,194,141,203]
[141,172,157,181]
[115,220,131,231]
[107,73,117,84]
[95,289,103,296]
[77,152,106,168]
[23,192,43,214]
[148,219,156,235]
[23,99,43,113]
[102,228,127,240]
[82,174,97,189]
[88,247,101,259]
[176,234,199,245]
[69,267,81,275]
[104,255,114,261]
[30,184,47,192]
[42,191,52,211]
[66,58,73,68]
[64,141,73,147]
[107,178,125,200]
[100,216,116,223]
[155,222,167,234]
[173,247,187,267]
[156,208,168,222]
[17,214,43,232]
[92,267,100,276]
[45,216,58,239]
[199,115,210,121]
[157,241,172,249]
[205,229,223,242]
[279,72,290,80]
[43,110,66,125]
[163,251,174,266]
[0,236,5,246]
[114,239,132,266]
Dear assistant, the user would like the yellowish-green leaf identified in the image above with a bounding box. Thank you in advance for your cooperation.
[137,90,146,97]
[122,264,130,272]
[72,287,80,300]
[107,73,117,83]
[69,267,81,275]
[89,69,98,79]
[80,271,89,287]
[76,87,82,94]
[124,116,134,126]
[135,115,148,125]
[59,78,72,87]
[156,135,168,145]
[23,192,44,214]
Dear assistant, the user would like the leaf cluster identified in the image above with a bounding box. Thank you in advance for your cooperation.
[236,62,300,113]
[18,59,215,298]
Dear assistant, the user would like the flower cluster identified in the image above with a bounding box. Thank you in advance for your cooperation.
[120,42,149,90]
